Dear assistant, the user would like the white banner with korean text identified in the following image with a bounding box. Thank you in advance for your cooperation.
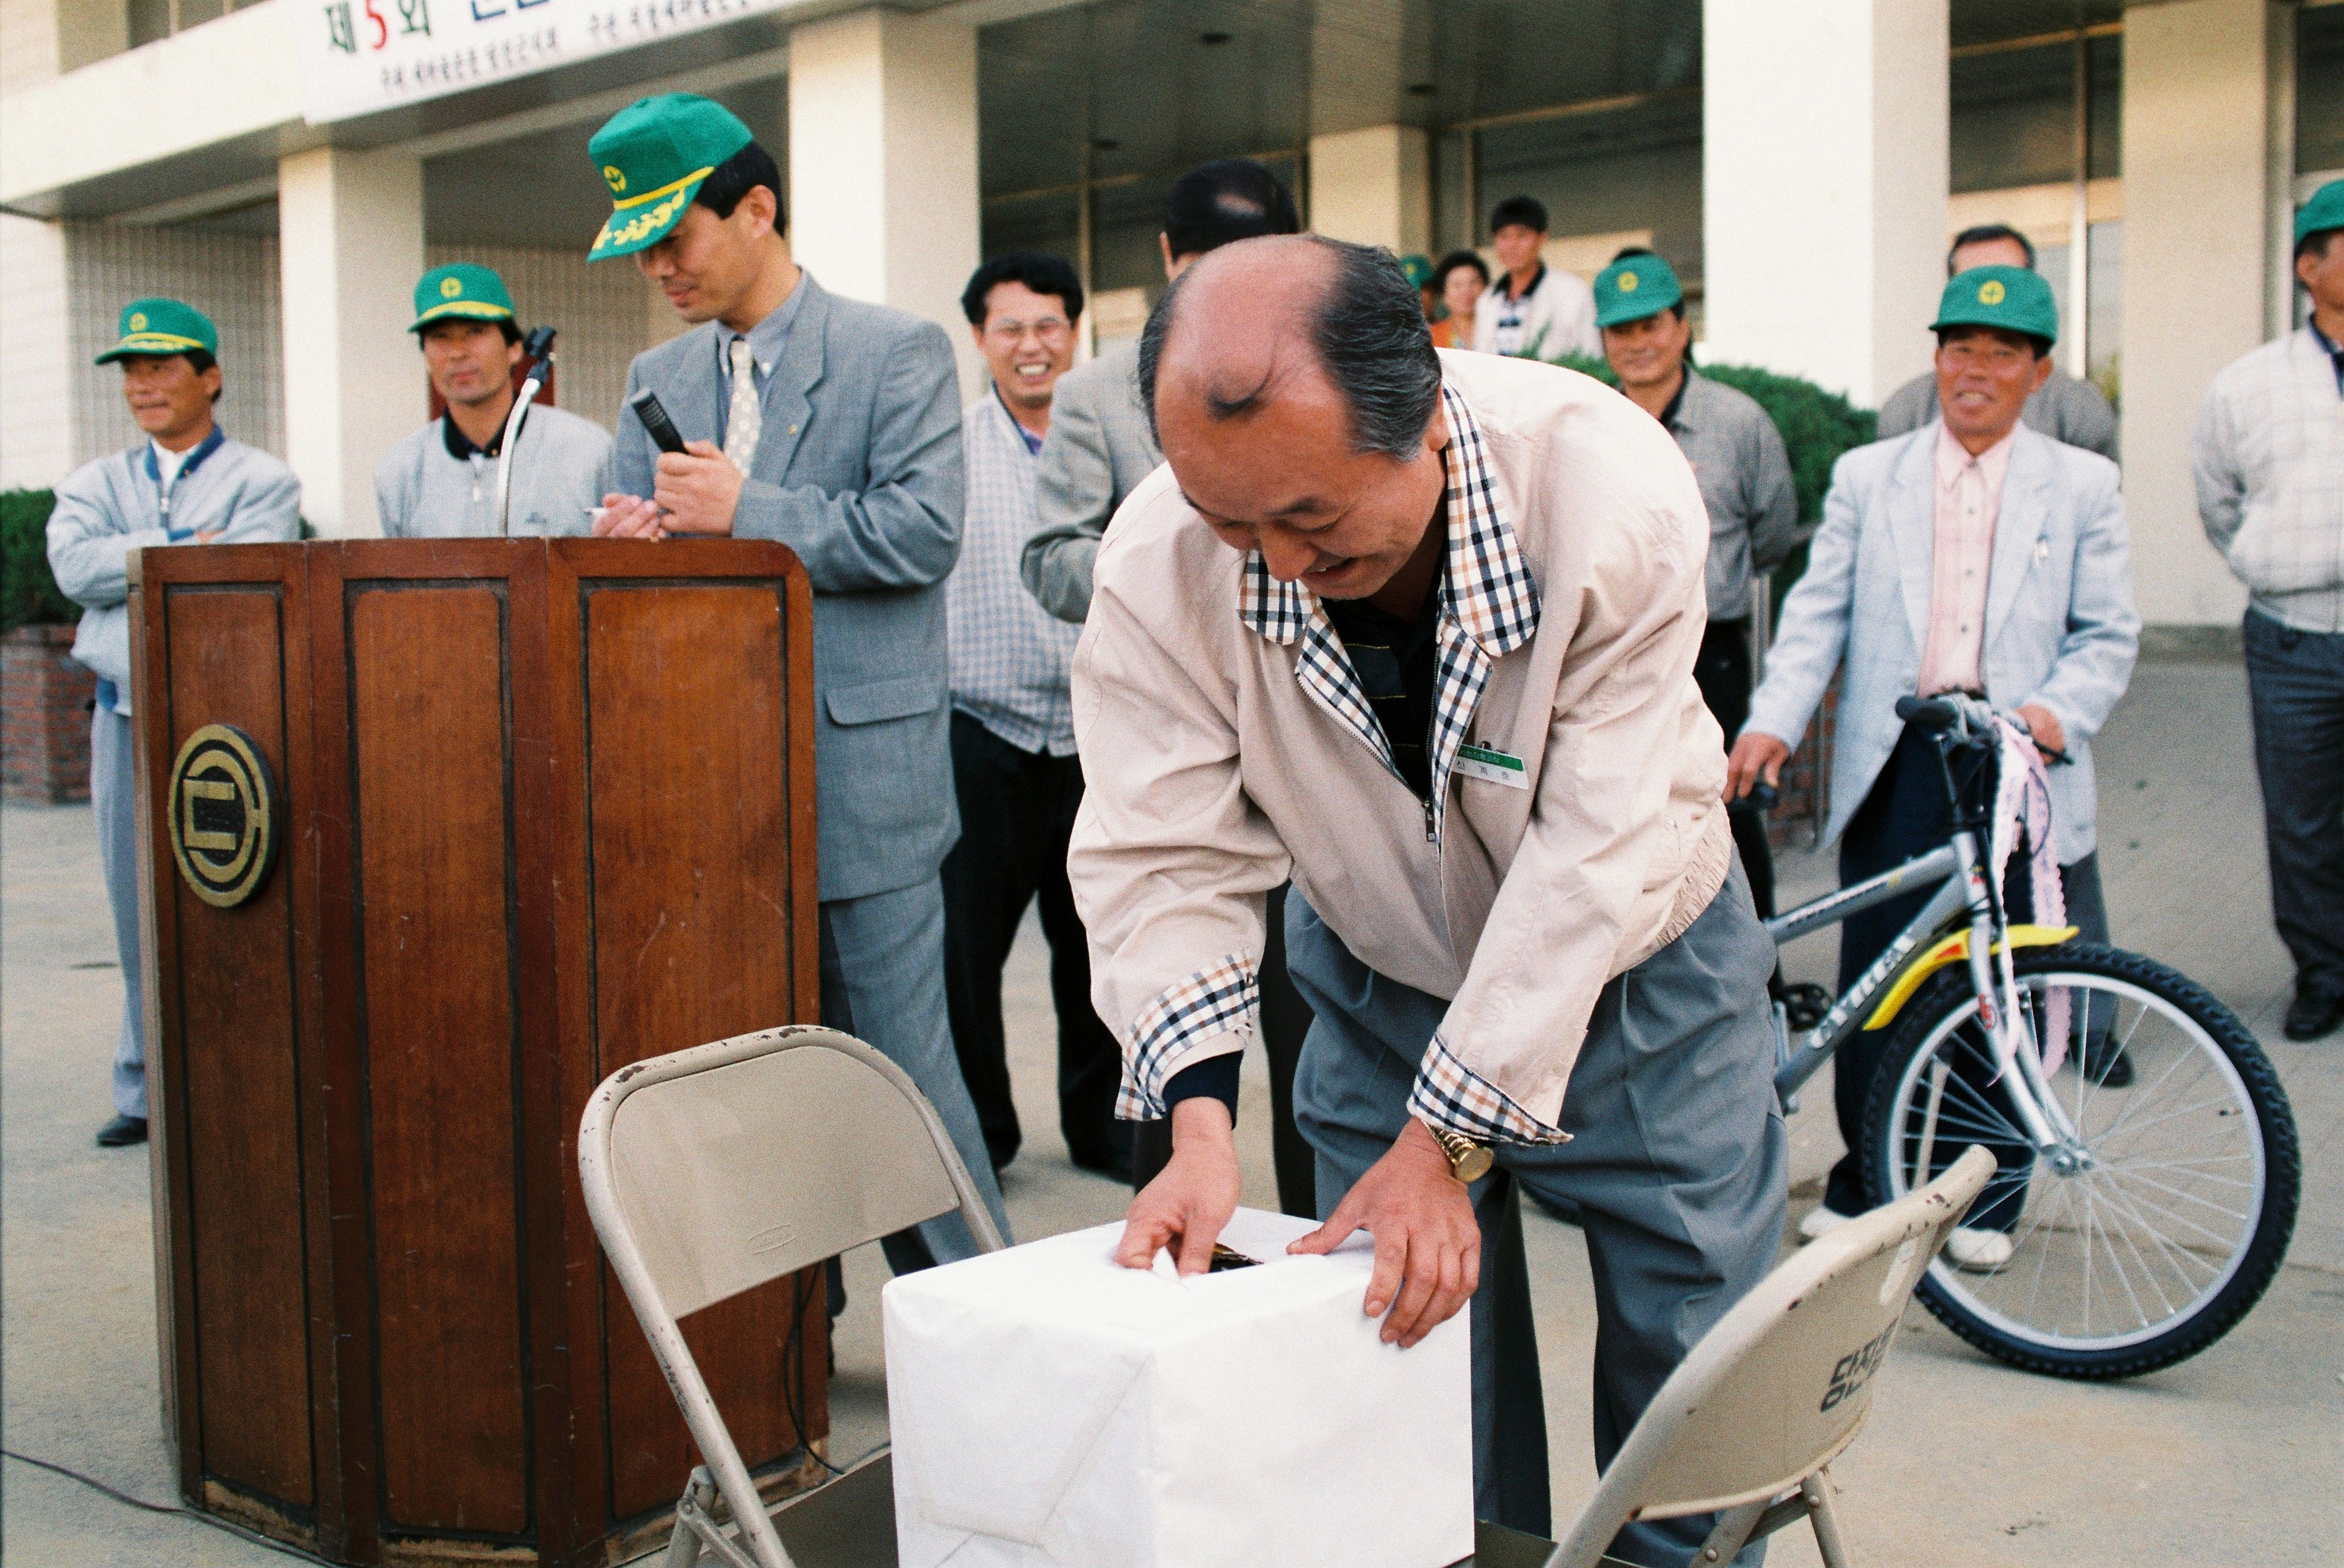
[297,0,789,124]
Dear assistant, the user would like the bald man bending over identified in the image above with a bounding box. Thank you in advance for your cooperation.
[1068,235,1784,1564]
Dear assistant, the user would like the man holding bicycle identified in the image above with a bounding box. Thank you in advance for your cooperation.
[1727,266,2139,1265]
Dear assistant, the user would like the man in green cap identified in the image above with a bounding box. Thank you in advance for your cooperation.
[46,298,301,1148]
[1730,264,2139,1257]
[375,262,611,538]
[1876,224,2119,462]
[1595,246,1799,925]
[2193,177,2344,1041]
[584,93,1008,1267]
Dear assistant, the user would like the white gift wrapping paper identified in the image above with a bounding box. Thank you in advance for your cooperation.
[882,1207,1474,1568]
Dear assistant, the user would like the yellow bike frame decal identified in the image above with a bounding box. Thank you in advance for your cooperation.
[1862,924,2080,1030]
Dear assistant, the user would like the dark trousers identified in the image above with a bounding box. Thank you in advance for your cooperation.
[939,712,1128,1175]
[1825,721,2109,1229]
[1695,617,1775,920]
[1289,872,1784,1564]
[2243,610,2344,1002]
[1130,883,1317,1218]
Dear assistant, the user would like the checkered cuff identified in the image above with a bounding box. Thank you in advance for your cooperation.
[1115,953,1258,1121]
[1406,1034,1572,1146]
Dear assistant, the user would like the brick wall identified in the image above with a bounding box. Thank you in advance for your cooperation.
[3,625,96,802]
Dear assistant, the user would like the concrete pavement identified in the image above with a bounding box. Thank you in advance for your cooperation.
[6,652,2339,1565]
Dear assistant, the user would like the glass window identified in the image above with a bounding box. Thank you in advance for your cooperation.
[2300,4,2344,176]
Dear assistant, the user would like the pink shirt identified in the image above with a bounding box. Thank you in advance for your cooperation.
[1916,423,2016,696]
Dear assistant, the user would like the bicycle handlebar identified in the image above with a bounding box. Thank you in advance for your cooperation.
[1894,694,1961,731]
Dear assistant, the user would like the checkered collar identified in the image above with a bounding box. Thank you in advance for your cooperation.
[1236,383,1539,840]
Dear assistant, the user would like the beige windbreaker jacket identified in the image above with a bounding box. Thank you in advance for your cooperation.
[1067,349,1733,1144]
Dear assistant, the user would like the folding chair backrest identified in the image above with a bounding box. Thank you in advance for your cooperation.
[578,1027,1004,1568]
[581,1025,999,1321]
[1552,1147,1995,1566]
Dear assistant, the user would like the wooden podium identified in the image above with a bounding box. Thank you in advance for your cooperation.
[129,538,826,1566]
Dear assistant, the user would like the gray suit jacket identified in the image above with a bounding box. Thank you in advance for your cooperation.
[1746,422,2138,861]
[614,274,965,902]
[1877,366,2120,464]
[1019,337,1163,623]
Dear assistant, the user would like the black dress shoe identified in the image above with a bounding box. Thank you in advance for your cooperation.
[2284,990,2344,1042]
[96,1115,148,1148]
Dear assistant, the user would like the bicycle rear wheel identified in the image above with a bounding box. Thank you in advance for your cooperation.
[1858,944,2298,1379]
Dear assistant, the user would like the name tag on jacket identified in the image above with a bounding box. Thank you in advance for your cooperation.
[1455,743,1529,789]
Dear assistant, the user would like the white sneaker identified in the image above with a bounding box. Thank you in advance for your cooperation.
[1797,1203,1853,1242]
[1945,1226,2014,1272]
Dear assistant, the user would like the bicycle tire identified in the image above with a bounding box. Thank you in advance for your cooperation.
[1857,942,2299,1379]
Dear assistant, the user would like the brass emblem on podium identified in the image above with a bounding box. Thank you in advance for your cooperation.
[167,724,278,908]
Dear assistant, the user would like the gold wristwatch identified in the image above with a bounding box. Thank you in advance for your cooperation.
[1429,1125,1494,1185]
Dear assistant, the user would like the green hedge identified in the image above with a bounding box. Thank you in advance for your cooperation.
[1546,352,1876,622]
[1,490,74,633]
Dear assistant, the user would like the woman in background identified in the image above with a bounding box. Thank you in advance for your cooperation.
[1429,250,1489,349]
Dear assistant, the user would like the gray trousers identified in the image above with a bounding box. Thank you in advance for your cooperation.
[1288,862,1786,1568]
[93,704,148,1121]
[818,878,1012,1271]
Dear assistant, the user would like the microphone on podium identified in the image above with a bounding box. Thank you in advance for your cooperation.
[494,326,559,537]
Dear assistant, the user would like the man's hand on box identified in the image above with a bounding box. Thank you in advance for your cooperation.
[1288,1119,1480,1349]
[1115,1097,1241,1276]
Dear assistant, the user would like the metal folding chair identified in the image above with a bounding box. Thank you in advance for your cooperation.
[577,1025,1007,1568]
[1548,1145,1997,1568]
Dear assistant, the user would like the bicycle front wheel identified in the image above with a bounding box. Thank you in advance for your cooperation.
[1859,944,2299,1379]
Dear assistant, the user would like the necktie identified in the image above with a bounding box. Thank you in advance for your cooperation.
[725,336,762,472]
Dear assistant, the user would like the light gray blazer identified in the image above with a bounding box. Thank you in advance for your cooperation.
[1745,422,2138,861]
[613,273,965,903]
[1018,337,1163,623]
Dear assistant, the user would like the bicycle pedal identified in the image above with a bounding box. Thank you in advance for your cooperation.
[1781,983,1832,1032]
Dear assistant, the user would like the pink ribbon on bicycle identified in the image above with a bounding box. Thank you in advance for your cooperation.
[1989,716,2072,1075]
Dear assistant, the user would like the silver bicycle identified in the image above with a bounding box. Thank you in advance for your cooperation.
[1755,693,2299,1378]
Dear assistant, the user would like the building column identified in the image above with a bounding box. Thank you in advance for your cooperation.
[787,7,981,400]
[1308,125,1432,257]
[0,215,73,487]
[1701,0,1947,405]
[278,147,422,539]
[2120,0,2274,629]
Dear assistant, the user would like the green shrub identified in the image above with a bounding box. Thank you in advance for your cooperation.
[1,490,75,633]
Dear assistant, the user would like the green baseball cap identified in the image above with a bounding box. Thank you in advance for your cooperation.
[1399,254,1434,289]
[410,263,516,332]
[2296,178,2344,247]
[95,297,217,365]
[587,93,755,261]
[1931,264,2058,346]
[1592,253,1685,328]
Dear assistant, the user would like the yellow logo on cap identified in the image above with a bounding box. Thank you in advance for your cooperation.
[1979,279,2006,305]
[1617,271,1638,292]
[128,312,148,332]
[440,276,463,299]
[604,165,627,194]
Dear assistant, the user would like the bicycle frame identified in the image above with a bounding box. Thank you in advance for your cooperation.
[1765,778,2083,1162]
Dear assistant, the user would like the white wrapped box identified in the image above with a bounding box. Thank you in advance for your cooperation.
[883,1207,1474,1568]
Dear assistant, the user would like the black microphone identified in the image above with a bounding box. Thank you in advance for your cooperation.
[521,325,556,361]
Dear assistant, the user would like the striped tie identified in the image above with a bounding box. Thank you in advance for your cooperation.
[724,336,762,472]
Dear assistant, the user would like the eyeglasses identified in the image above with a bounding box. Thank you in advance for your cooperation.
[984,317,1072,344]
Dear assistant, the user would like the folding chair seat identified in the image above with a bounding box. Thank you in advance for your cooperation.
[1546,1145,1998,1568]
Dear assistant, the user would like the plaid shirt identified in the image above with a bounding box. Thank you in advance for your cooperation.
[2195,324,2344,634]
[948,392,1083,755]
[1122,386,1569,1144]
